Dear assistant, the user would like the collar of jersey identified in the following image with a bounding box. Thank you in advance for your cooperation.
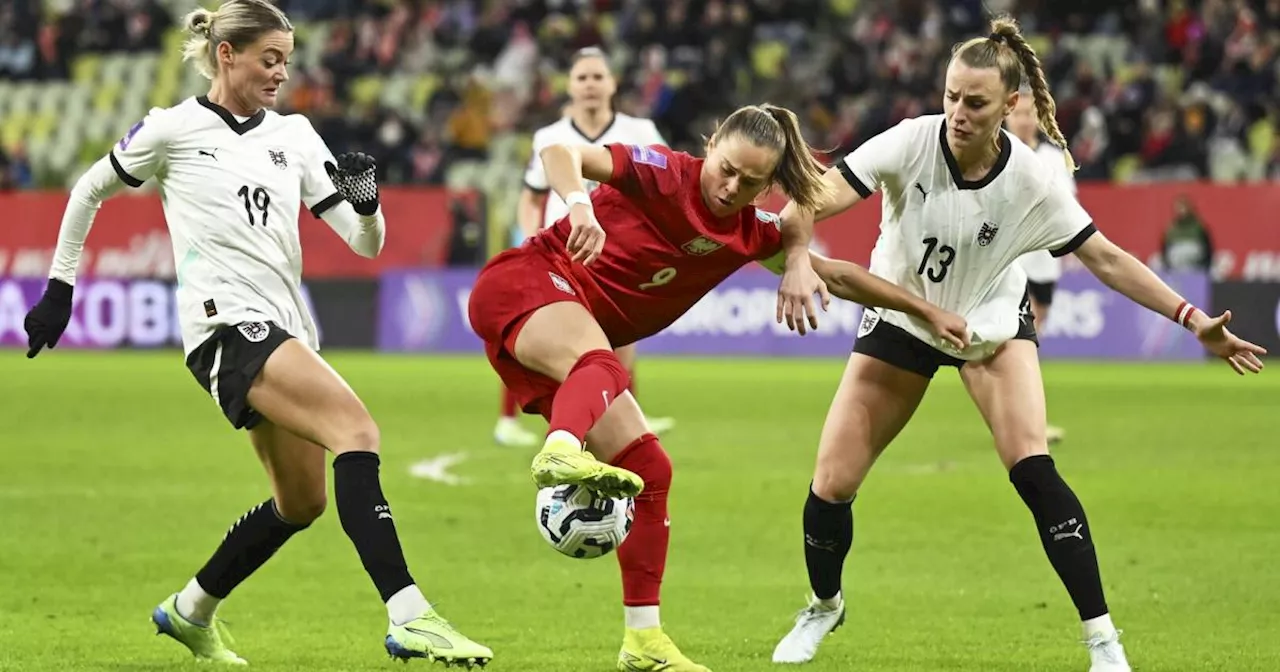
[569,113,618,143]
[197,96,266,135]
[938,118,1011,191]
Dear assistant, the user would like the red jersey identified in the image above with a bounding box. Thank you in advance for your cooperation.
[530,143,783,347]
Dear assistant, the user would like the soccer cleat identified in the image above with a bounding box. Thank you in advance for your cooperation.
[1047,424,1066,445]
[494,417,539,447]
[531,434,644,499]
[1085,630,1131,672]
[645,415,677,436]
[771,593,846,664]
[617,626,711,671]
[385,608,493,668]
[151,594,247,665]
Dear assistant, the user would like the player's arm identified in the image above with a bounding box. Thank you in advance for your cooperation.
[539,143,614,197]
[299,121,384,258]
[26,113,169,358]
[540,143,613,264]
[777,121,909,333]
[795,251,968,350]
[517,187,548,238]
[1051,196,1265,373]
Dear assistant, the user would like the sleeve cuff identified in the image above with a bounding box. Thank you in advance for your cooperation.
[310,192,345,218]
[838,161,873,199]
[1051,222,1097,257]
[109,151,143,188]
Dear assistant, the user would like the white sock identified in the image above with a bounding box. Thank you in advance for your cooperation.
[815,591,842,611]
[1082,613,1117,639]
[545,429,582,450]
[625,605,660,630]
[175,578,221,627]
[387,584,431,626]
[497,416,520,429]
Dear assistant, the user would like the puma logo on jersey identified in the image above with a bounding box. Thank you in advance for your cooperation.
[548,272,575,296]
[198,149,218,161]
[914,182,928,201]
[976,221,999,247]
[681,235,724,256]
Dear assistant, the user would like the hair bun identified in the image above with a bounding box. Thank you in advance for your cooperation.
[187,9,213,37]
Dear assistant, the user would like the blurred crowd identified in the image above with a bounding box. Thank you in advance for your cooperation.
[2,0,1278,191]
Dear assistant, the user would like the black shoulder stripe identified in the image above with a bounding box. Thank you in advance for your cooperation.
[109,151,144,188]
[310,192,344,219]
[1051,222,1097,258]
[837,160,873,199]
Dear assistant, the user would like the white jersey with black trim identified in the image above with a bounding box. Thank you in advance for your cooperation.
[1016,140,1078,284]
[107,96,347,355]
[523,113,665,229]
[839,114,1096,360]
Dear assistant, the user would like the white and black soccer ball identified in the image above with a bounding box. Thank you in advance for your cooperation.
[535,484,635,559]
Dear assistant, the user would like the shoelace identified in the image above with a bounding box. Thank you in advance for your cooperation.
[1083,630,1124,664]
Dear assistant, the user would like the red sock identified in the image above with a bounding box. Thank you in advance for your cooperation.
[612,434,671,607]
[500,387,519,418]
[547,349,631,442]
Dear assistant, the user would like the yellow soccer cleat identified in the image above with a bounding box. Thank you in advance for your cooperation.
[617,626,712,671]
[531,433,644,499]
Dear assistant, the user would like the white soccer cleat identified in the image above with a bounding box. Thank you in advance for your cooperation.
[494,417,539,447]
[1085,630,1131,672]
[771,593,846,664]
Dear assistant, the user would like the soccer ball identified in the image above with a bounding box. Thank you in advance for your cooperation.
[535,484,635,559]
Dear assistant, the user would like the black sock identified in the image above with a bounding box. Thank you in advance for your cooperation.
[195,499,310,598]
[333,451,415,601]
[1010,454,1109,620]
[803,486,854,601]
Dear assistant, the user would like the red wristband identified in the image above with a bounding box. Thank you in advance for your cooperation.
[1174,301,1199,328]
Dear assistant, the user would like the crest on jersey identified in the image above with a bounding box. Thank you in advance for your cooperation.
[267,148,288,169]
[237,321,270,343]
[548,272,575,296]
[976,221,999,247]
[681,235,725,256]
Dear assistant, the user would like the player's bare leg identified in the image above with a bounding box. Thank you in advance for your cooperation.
[773,354,929,664]
[575,393,708,671]
[514,301,645,498]
[1029,295,1066,445]
[494,385,538,447]
[961,340,1129,672]
[244,340,493,665]
[153,421,326,665]
[616,342,676,436]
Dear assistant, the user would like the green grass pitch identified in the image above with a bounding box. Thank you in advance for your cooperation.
[1,351,1277,671]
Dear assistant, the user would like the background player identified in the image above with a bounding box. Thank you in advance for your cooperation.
[19,0,492,666]
[1007,87,1075,444]
[769,16,1266,671]
[496,46,674,447]
[468,103,970,671]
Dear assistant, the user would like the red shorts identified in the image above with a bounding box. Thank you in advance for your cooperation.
[468,246,588,418]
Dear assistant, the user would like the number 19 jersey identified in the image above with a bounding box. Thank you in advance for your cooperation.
[839,115,1096,359]
[109,96,343,355]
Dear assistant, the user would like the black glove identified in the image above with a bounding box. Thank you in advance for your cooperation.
[324,151,380,216]
[24,278,73,359]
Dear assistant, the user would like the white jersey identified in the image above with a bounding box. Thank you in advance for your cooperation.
[1016,140,1078,284]
[108,96,345,355]
[841,114,1095,360]
[523,113,665,229]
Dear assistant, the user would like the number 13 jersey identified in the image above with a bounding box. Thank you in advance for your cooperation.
[839,114,1096,359]
[109,96,344,355]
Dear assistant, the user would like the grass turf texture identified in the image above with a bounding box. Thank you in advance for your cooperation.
[1,352,1277,671]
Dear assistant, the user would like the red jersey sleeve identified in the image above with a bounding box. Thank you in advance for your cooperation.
[606,143,684,200]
